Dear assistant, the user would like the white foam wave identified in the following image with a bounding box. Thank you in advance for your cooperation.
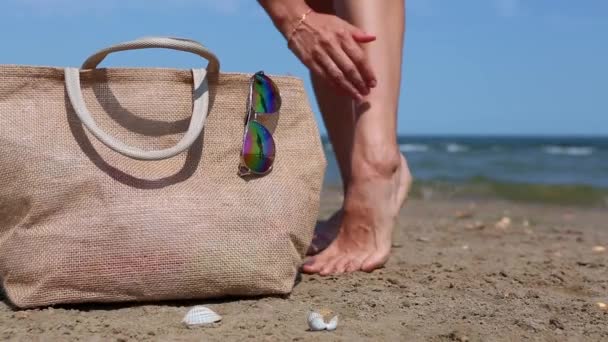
[543,146,593,156]
[400,144,429,152]
[446,143,469,153]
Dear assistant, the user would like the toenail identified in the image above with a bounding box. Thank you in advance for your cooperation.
[303,258,315,266]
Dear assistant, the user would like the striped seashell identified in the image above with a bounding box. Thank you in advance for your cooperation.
[326,315,339,331]
[182,306,222,327]
[307,311,339,331]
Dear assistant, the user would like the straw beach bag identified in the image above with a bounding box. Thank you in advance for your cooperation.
[0,37,326,308]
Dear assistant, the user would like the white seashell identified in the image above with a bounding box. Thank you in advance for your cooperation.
[182,306,222,327]
[495,217,511,229]
[325,315,339,331]
[307,311,328,331]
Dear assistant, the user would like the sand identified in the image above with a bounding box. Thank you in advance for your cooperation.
[2,189,607,341]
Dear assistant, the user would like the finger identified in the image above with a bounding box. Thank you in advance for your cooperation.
[308,60,324,77]
[310,61,347,95]
[350,26,376,43]
[327,44,369,96]
[342,38,377,88]
[309,62,346,95]
[315,52,362,101]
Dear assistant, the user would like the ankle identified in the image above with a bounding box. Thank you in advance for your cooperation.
[351,144,402,180]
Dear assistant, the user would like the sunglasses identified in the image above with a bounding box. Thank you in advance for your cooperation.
[238,71,282,176]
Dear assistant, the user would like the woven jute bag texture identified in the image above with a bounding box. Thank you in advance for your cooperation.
[0,37,326,308]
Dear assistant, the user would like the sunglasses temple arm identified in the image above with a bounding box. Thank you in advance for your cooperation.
[244,75,255,125]
[240,75,256,160]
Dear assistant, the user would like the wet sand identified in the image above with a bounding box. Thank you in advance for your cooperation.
[2,188,607,341]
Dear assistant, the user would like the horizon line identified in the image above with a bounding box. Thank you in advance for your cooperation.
[320,133,608,139]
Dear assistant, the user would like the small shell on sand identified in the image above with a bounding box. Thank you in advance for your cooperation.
[182,306,222,327]
[326,316,339,331]
[465,221,485,230]
[307,311,339,331]
[597,302,607,309]
[307,312,327,331]
[455,211,474,219]
[495,217,511,229]
[592,246,606,253]
[317,308,335,317]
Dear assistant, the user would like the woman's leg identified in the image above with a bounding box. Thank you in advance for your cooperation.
[307,1,358,191]
[304,0,411,274]
[303,0,352,256]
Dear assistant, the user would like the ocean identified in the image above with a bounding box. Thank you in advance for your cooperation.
[322,136,608,205]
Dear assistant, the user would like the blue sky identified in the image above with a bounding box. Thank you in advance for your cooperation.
[1,0,606,136]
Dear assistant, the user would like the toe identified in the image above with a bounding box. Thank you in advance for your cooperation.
[319,256,341,276]
[302,246,338,274]
[301,256,327,274]
[361,249,390,272]
[344,254,366,273]
[332,257,350,275]
[301,257,319,274]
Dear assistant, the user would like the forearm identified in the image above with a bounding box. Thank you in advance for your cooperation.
[257,0,312,37]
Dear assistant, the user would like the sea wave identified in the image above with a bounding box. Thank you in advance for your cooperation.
[446,143,469,153]
[409,177,608,207]
[400,144,429,152]
[543,146,593,156]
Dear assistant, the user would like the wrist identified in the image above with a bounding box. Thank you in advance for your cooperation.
[259,1,312,37]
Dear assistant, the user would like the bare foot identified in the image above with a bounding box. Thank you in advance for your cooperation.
[302,154,411,275]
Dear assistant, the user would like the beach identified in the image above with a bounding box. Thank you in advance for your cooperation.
[2,186,607,341]
[0,0,606,338]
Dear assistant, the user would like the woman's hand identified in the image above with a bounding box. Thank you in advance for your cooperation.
[287,11,377,101]
[258,1,377,101]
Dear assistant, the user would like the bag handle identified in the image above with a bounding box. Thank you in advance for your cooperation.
[80,36,219,73]
[65,37,219,161]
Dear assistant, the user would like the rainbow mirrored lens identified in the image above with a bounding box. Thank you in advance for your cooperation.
[253,72,281,114]
[242,121,275,174]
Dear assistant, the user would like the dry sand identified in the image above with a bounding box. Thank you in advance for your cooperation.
[2,189,607,341]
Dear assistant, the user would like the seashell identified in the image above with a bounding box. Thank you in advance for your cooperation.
[182,306,222,327]
[307,311,327,331]
[455,210,473,219]
[325,315,339,331]
[465,221,485,230]
[317,307,335,317]
[495,217,511,229]
[592,246,606,253]
[307,311,339,331]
